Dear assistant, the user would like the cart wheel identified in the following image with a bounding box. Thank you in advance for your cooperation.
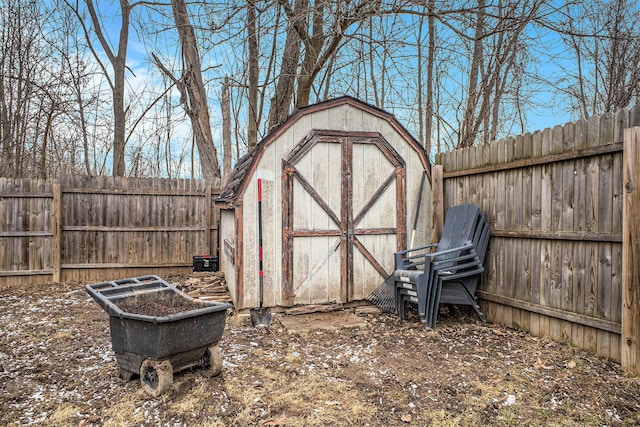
[119,368,134,381]
[201,345,223,378]
[140,359,173,397]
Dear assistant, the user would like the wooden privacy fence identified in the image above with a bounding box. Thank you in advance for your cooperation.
[0,176,222,288]
[433,106,640,374]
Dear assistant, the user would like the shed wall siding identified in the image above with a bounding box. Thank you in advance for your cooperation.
[219,209,237,303]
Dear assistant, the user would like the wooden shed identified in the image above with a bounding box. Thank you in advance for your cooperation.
[215,96,432,310]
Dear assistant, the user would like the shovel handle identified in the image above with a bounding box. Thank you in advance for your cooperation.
[258,178,263,267]
[257,178,264,306]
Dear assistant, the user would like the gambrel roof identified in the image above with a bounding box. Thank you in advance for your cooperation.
[216,96,430,207]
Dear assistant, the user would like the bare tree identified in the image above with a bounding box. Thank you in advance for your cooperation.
[3,0,619,181]
[560,0,640,117]
[162,0,221,179]
[222,77,233,178]
[268,0,306,130]
[247,0,259,148]
[458,0,486,148]
[64,0,190,178]
[51,2,103,176]
[267,0,385,130]
[0,0,67,177]
[457,0,543,148]
[67,0,135,176]
[425,0,436,154]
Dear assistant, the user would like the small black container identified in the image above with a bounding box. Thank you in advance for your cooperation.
[193,255,218,272]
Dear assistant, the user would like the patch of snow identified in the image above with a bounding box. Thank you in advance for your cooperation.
[503,395,516,406]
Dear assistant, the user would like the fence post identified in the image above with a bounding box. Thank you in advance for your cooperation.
[205,182,212,255]
[52,182,62,283]
[622,127,640,375]
[431,164,444,243]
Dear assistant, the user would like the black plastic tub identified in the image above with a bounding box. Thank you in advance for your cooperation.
[193,255,218,272]
[86,275,231,396]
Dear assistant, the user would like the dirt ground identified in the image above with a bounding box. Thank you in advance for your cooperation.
[1,276,639,427]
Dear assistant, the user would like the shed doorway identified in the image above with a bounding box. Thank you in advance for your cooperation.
[282,130,407,306]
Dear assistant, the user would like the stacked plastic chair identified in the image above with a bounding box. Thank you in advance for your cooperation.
[391,204,490,329]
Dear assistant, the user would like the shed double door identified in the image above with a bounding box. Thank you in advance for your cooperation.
[282,130,406,306]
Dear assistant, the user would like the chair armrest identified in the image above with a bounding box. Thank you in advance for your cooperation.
[396,241,475,271]
[423,241,474,259]
[437,260,483,276]
[431,248,478,265]
[438,265,485,281]
[394,243,438,257]
[394,243,439,269]
[430,250,480,272]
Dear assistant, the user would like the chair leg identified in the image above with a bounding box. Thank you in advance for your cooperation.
[394,281,406,319]
[445,278,486,323]
[416,278,427,319]
[394,283,401,318]
[429,277,444,330]
[399,294,408,320]
[416,261,432,318]
[470,300,486,322]
[396,286,409,320]
[424,267,442,328]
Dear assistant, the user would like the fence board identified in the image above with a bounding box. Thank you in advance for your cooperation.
[622,127,640,374]
[572,238,586,349]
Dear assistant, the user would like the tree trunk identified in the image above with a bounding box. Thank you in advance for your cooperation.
[222,77,232,178]
[247,0,259,149]
[113,57,127,176]
[369,17,379,107]
[170,0,221,179]
[417,15,424,146]
[425,0,436,155]
[75,82,93,175]
[295,0,324,107]
[84,0,129,176]
[268,0,307,131]
[39,108,56,179]
[459,0,485,149]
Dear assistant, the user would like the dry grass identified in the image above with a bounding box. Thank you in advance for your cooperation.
[224,366,378,426]
[46,404,80,425]
[101,390,147,427]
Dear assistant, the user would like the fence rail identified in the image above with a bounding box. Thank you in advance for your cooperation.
[0,176,222,287]
[433,106,640,374]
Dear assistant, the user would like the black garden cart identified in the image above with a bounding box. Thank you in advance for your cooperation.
[86,275,231,396]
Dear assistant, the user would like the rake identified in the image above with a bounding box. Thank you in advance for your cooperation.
[365,276,397,314]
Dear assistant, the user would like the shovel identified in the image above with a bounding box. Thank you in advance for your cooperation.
[250,178,271,327]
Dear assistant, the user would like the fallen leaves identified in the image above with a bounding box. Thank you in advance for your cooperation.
[534,357,578,371]
[534,356,554,370]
